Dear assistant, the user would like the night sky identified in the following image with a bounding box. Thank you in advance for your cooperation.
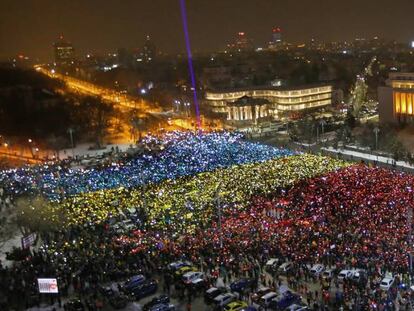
[1,0,413,61]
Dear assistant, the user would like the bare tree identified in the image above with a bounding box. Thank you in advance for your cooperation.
[84,96,116,148]
[130,114,146,144]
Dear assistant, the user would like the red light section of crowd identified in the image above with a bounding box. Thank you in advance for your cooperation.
[113,164,414,273]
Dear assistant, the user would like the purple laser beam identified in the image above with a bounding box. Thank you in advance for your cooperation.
[179,0,201,129]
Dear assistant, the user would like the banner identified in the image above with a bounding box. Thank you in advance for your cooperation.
[37,278,59,293]
[21,233,36,249]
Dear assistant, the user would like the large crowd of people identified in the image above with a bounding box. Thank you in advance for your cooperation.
[0,131,413,310]
[0,131,292,200]
[37,153,346,231]
[106,164,414,273]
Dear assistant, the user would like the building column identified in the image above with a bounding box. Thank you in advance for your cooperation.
[408,93,413,115]
[401,92,407,114]
[394,92,400,114]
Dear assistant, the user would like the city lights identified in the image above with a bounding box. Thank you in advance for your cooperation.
[1,2,414,310]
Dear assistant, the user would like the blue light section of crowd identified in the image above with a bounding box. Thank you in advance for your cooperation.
[0,131,294,201]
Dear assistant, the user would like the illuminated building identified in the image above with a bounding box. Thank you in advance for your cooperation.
[378,73,414,123]
[141,35,156,62]
[205,84,333,128]
[227,32,253,52]
[268,27,283,50]
[53,36,75,65]
[226,96,269,127]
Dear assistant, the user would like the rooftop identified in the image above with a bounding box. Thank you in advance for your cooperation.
[206,82,332,94]
[229,96,269,106]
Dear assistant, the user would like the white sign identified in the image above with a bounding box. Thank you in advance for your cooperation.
[21,233,36,249]
[37,278,59,293]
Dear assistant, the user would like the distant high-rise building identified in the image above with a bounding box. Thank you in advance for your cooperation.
[271,27,282,44]
[141,35,156,63]
[268,27,283,51]
[53,36,75,65]
[236,32,249,50]
[227,32,253,52]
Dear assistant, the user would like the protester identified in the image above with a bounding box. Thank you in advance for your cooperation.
[0,131,412,310]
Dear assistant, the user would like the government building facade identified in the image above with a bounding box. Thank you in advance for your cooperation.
[204,84,333,130]
[379,72,414,123]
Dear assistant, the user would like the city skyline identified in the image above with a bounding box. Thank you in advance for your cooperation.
[1,0,414,61]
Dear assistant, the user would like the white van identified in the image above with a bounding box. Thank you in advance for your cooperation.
[213,293,236,308]
[259,292,278,308]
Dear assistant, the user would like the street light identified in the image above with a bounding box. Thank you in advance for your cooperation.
[373,127,380,150]
[320,119,327,136]
[184,102,190,118]
[67,128,75,157]
[317,119,327,144]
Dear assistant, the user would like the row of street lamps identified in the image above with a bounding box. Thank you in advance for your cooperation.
[173,99,191,117]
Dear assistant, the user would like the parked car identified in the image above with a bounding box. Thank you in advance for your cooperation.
[168,260,191,271]
[213,293,237,308]
[352,269,368,286]
[230,278,254,293]
[191,278,206,290]
[224,300,248,311]
[98,282,118,296]
[286,304,309,311]
[338,270,353,281]
[380,276,395,291]
[322,269,336,281]
[182,271,204,285]
[174,266,197,278]
[251,287,272,303]
[278,262,293,274]
[268,291,301,310]
[265,258,280,272]
[259,292,278,308]
[205,287,226,304]
[143,295,170,311]
[148,304,176,311]
[131,280,158,300]
[124,274,146,292]
[310,264,325,277]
